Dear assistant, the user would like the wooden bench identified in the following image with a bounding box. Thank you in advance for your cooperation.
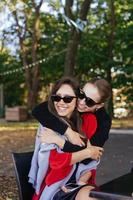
[5,106,27,121]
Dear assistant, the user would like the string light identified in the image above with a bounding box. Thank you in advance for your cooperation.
[0,2,87,76]
[0,49,66,77]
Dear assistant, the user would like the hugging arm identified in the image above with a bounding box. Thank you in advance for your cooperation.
[50,145,103,167]
[63,141,96,164]
[32,101,84,146]
[40,129,102,164]
[90,110,112,147]
[32,101,68,135]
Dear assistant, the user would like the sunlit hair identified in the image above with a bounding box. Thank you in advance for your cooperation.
[48,76,81,132]
[89,78,111,102]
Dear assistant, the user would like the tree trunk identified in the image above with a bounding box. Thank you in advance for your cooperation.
[107,0,116,117]
[64,0,92,76]
[64,31,81,76]
[26,2,42,111]
[13,0,43,111]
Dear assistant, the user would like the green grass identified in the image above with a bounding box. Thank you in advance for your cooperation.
[112,118,133,129]
[0,120,38,131]
[0,118,133,131]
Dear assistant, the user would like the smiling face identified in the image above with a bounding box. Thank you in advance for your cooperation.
[77,83,103,113]
[53,84,77,119]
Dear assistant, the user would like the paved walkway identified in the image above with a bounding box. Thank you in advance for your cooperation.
[96,130,133,185]
[110,128,133,134]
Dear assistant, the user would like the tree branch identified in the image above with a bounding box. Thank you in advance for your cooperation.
[79,0,92,20]
[64,0,74,20]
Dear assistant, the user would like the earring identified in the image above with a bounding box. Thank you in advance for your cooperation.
[95,108,98,111]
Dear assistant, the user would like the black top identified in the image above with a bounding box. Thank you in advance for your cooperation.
[32,102,112,184]
[32,101,111,157]
[32,101,111,146]
[32,101,68,134]
[91,107,112,147]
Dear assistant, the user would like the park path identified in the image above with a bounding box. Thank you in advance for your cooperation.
[97,129,133,185]
[0,128,133,200]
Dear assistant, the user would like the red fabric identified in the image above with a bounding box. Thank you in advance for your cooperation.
[81,113,97,139]
[87,169,96,185]
[81,113,97,185]
[32,167,52,200]
[46,149,73,186]
[32,178,46,200]
[32,150,72,199]
[32,193,39,200]
[33,113,98,199]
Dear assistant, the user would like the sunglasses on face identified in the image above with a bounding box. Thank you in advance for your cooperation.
[78,90,99,107]
[51,95,77,103]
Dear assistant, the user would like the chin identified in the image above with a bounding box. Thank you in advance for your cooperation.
[58,112,66,117]
[77,108,85,112]
[57,111,67,117]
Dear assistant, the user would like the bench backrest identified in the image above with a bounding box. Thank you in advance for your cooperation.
[12,151,35,200]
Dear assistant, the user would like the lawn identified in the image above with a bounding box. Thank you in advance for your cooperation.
[0,117,133,131]
[112,118,133,129]
[0,128,36,200]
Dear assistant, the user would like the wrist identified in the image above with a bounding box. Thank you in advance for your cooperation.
[83,148,91,159]
[55,136,65,149]
[65,127,71,136]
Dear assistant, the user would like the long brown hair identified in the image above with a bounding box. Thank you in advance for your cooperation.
[48,76,81,133]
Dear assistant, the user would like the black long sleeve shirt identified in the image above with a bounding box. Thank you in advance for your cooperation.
[32,101,112,164]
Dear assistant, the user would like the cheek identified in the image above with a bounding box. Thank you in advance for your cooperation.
[78,99,86,105]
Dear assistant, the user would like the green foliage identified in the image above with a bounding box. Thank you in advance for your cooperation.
[38,13,68,84]
[0,0,132,115]
[0,52,25,106]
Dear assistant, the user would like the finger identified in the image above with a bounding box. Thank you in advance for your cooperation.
[99,147,104,152]
[99,153,102,157]
[76,138,85,146]
[99,149,104,153]
[61,186,69,193]
[79,134,85,138]
[87,140,91,146]
[80,140,85,146]
[37,133,43,137]
[76,141,85,147]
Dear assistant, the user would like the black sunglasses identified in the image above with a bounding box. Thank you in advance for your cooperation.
[51,95,77,103]
[78,90,99,107]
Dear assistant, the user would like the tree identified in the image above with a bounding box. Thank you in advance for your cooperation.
[12,0,43,111]
[106,0,116,116]
[1,0,43,111]
[64,0,92,76]
[112,0,133,116]
[0,51,24,107]
[0,0,132,116]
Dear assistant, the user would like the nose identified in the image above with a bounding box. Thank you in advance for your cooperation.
[58,99,65,104]
[78,98,85,105]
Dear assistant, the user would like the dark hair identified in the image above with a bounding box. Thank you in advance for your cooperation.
[89,78,112,102]
[48,76,81,132]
